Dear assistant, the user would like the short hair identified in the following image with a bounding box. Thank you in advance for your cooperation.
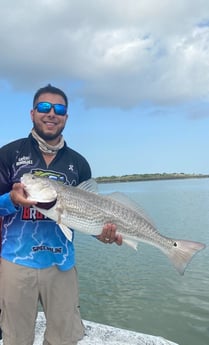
[33,84,68,108]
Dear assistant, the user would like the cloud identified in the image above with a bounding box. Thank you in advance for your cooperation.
[0,0,209,108]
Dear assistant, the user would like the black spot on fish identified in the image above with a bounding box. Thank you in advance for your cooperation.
[173,242,177,247]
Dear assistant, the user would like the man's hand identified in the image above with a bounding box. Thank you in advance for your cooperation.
[96,223,122,246]
[10,183,37,208]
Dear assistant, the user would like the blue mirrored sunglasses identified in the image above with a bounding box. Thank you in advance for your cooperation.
[34,102,67,116]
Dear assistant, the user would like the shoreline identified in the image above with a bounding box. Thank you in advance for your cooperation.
[95,173,209,184]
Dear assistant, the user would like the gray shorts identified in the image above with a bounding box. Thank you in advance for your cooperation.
[0,259,84,345]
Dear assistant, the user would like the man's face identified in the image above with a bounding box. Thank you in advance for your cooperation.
[31,92,68,143]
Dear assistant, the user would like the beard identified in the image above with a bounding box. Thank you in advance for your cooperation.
[33,122,65,142]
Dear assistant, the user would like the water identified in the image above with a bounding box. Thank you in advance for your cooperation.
[74,178,209,345]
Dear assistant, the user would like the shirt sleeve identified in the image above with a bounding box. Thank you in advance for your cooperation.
[78,157,92,183]
[0,192,19,216]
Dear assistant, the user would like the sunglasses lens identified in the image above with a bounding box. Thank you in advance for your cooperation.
[54,104,67,115]
[35,102,67,116]
[36,102,52,113]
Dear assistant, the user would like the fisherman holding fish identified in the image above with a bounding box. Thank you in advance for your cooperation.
[0,217,2,341]
[0,84,122,345]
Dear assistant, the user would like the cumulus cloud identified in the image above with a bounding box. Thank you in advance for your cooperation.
[0,0,209,108]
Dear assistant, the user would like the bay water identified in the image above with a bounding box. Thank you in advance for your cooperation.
[74,178,209,345]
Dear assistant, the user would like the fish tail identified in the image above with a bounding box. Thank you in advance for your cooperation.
[164,240,206,275]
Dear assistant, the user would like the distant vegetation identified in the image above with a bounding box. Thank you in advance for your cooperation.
[95,173,209,183]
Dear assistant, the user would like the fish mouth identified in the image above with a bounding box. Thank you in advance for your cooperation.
[36,199,57,210]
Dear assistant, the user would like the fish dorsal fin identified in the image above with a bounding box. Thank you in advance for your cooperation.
[77,178,99,194]
[106,192,155,226]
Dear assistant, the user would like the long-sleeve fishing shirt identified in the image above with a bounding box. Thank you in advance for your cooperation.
[0,134,91,270]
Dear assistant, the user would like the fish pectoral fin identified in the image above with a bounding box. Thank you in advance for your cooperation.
[123,238,138,250]
[55,205,63,224]
[58,223,73,242]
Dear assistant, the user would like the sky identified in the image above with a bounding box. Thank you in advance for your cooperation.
[0,0,209,178]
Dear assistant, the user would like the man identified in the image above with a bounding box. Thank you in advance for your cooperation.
[0,84,122,345]
[0,217,2,340]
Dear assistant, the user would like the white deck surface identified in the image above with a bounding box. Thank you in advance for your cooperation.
[0,312,179,345]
